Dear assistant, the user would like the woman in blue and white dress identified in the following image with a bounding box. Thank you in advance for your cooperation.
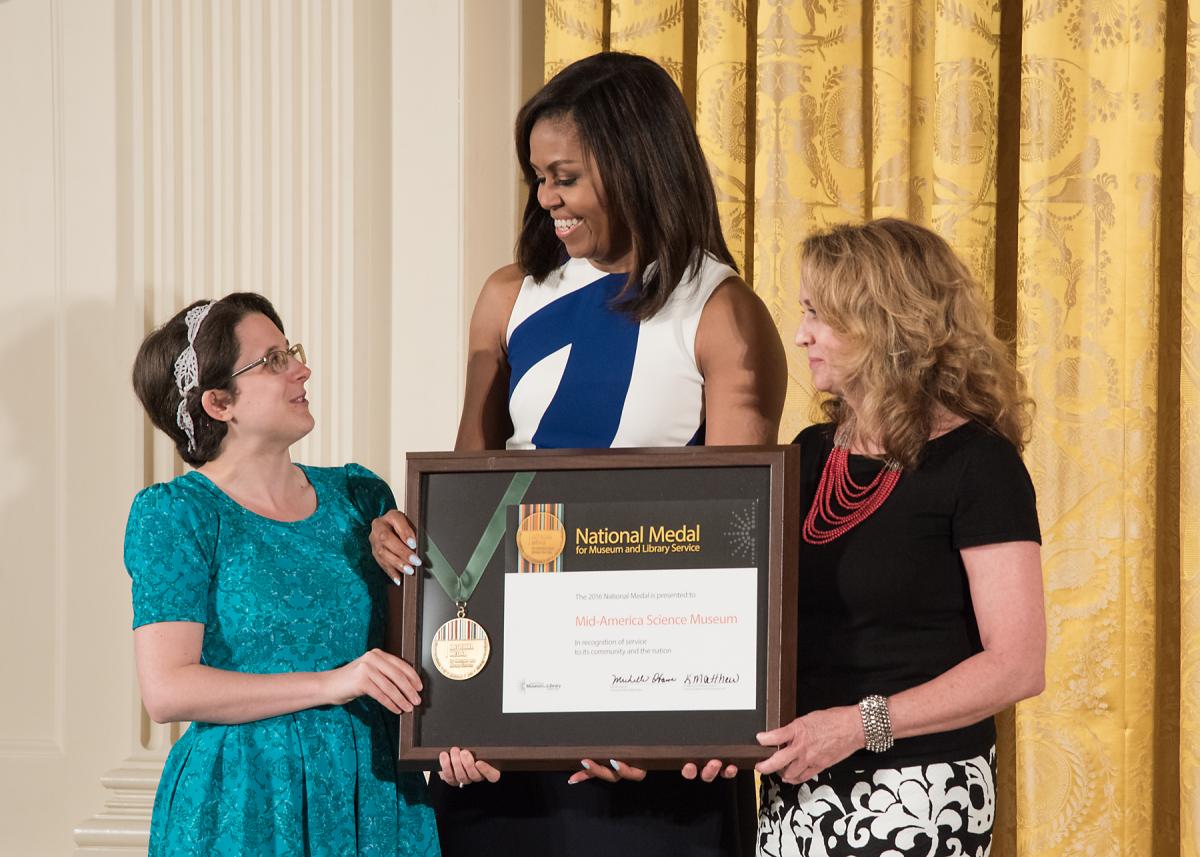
[372,52,786,856]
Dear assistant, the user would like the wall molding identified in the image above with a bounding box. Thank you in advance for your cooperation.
[50,0,69,757]
[73,764,159,853]
[0,738,64,757]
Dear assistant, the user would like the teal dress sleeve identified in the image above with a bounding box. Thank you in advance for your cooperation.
[124,483,216,628]
[344,463,398,521]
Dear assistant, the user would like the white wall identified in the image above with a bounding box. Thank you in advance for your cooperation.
[0,1,532,853]
[0,2,135,854]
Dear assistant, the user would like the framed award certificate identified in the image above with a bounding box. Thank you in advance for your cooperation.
[394,446,799,770]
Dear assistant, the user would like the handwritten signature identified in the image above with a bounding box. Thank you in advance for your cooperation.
[610,672,741,687]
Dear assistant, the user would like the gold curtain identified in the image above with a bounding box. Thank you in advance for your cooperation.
[546,1,1194,854]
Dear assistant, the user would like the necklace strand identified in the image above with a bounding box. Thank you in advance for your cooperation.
[802,433,901,545]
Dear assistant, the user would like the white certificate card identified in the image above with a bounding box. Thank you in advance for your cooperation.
[502,568,758,713]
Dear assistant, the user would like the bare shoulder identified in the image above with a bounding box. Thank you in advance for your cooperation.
[696,276,779,353]
[469,263,527,348]
[476,263,526,314]
[705,277,772,316]
[483,262,526,295]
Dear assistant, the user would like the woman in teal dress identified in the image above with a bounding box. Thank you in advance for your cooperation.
[125,292,439,856]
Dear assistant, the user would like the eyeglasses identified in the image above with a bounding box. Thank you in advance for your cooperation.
[230,343,307,379]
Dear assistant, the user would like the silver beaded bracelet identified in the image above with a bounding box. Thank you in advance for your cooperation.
[858,694,894,753]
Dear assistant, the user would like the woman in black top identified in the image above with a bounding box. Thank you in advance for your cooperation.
[755,219,1045,856]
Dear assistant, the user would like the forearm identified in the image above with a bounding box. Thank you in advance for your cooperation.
[140,663,330,726]
[772,649,1043,778]
[886,648,1044,741]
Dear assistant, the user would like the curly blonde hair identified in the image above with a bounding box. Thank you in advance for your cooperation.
[800,218,1033,470]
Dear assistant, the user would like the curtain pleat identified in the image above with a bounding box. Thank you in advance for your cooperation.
[1181,4,1199,856]
[1015,2,1168,854]
[695,1,754,276]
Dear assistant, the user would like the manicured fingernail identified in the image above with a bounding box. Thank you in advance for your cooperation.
[457,782,464,788]
[393,576,403,587]
[406,537,417,549]
[403,565,415,576]
[568,778,580,785]
[408,554,423,566]
[609,760,620,772]
[580,760,590,770]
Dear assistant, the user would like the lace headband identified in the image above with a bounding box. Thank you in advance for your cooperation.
[172,301,215,452]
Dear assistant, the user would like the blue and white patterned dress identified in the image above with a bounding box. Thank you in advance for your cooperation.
[505,254,735,449]
[124,464,440,857]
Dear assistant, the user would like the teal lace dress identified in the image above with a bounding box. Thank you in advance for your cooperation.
[124,463,440,857]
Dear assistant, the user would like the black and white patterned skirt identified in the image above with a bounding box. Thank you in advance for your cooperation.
[757,747,996,857]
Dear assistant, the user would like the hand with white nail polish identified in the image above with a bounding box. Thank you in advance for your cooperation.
[566,757,647,785]
[369,510,423,584]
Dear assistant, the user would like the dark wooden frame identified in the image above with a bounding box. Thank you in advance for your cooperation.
[395,445,799,770]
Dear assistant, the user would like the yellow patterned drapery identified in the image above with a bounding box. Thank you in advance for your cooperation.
[546,1,1193,854]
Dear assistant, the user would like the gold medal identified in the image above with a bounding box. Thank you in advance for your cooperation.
[422,472,536,680]
[431,609,490,681]
[516,506,565,568]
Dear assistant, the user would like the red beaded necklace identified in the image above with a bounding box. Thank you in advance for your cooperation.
[802,427,901,545]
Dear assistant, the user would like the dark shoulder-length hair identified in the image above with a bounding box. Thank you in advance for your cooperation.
[515,52,735,320]
[132,292,285,467]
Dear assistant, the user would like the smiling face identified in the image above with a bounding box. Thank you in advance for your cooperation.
[527,116,634,273]
[211,312,314,450]
[794,280,854,397]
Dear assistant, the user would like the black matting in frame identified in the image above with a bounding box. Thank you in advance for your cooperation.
[396,447,798,770]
